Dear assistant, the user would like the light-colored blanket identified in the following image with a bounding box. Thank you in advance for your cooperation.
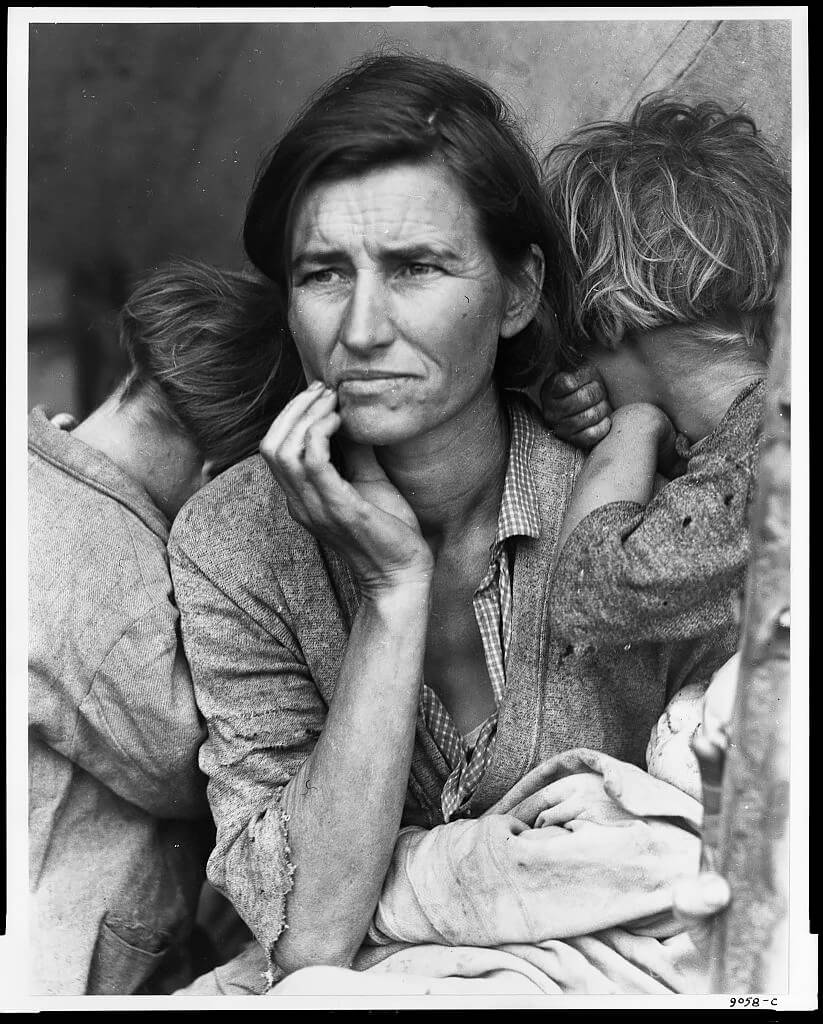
[179,748,707,996]
[353,748,706,994]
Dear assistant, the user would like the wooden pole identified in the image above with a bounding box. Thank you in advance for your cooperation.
[708,272,792,992]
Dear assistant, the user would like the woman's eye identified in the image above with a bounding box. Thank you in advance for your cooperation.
[304,268,343,285]
[400,263,438,278]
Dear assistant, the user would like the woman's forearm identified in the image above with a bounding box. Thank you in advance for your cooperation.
[273,579,431,973]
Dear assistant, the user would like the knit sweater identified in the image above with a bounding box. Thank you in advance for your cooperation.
[168,404,738,957]
[551,380,765,647]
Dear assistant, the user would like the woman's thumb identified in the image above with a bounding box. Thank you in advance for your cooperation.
[672,871,731,950]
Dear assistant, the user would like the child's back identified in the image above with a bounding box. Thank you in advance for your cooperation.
[28,259,304,995]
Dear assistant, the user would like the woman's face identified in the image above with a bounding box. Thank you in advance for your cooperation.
[287,159,523,446]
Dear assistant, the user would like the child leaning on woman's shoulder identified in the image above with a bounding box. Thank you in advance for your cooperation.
[539,94,790,799]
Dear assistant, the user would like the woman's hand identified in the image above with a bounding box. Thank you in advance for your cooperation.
[507,771,637,830]
[672,871,731,951]
[260,381,433,593]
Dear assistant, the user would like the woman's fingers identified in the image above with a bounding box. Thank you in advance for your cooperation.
[672,872,731,921]
[266,389,339,468]
[260,385,345,523]
[303,410,343,474]
[258,383,431,584]
[672,872,731,950]
[523,823,569,839]
[281,406,363,517]
[535,801,575,828]
[276,388,339,466]
[260,380,329,459]
[291,414,406,538]
[509,782,566,825]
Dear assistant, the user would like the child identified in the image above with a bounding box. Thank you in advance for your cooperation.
[28,259,304,995]
[538,97,789,814]
[539,94,789,649]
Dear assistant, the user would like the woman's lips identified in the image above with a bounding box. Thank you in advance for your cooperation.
[336,374,414,394]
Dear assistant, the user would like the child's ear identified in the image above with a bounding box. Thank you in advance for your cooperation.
[500,244,545,339]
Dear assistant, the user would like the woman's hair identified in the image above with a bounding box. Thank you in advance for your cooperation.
[243,51,561,386]
[543,94,791,359]
[118,259,305,475]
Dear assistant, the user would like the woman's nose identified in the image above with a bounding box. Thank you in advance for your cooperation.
[339,271,393,353]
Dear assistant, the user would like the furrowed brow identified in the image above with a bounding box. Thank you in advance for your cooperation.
[291,248,350,272]
[381,242,461,262]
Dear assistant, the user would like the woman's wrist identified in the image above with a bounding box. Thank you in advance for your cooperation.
[359,569,433,610]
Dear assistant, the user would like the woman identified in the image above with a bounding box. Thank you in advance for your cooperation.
[28,259,303,994]
[169,55,737,991]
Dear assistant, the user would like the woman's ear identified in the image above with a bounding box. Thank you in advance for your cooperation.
[500,244,546,339]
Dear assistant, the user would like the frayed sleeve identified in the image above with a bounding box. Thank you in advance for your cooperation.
[168,537,326,960]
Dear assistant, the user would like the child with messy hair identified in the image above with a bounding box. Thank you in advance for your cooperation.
[29,259,304,994]
[540,95,790,800]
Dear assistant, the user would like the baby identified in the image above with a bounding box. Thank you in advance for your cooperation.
[537,94,788,798]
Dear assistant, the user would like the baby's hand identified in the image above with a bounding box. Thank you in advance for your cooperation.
[540,362,612,449]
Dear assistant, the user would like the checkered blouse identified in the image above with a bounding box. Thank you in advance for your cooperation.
[419,400,540,822]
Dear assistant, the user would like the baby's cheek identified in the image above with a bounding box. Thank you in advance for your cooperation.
[648,728,702,802]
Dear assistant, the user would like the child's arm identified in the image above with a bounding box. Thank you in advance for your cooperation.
[550,408,758,649]
[555,402,676,557]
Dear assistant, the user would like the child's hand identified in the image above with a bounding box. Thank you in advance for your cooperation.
[540,362,612,449]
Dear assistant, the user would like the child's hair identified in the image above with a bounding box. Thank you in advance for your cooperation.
[543,94,791,361]
[118,259,305,475]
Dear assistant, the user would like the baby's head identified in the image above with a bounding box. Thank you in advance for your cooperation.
[544,95,791,366]
[117,258,305,477]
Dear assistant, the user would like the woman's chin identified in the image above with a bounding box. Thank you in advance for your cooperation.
[338,407,423,447]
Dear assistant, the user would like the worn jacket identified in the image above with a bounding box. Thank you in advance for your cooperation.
[28,408,209,995]
[552,380,765,647]
[168,402,738,963]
